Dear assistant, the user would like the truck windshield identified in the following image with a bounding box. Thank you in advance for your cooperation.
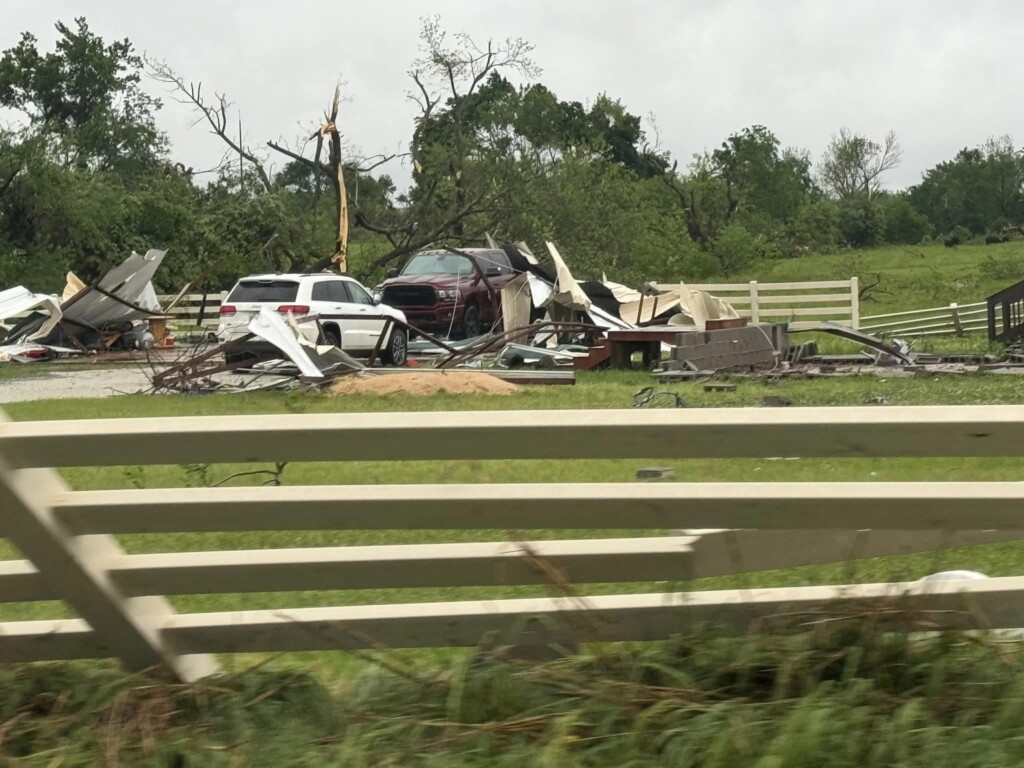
[401,253,474,276]
[227,280,299,303]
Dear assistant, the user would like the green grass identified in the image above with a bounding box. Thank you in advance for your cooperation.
[6,627,1024,766]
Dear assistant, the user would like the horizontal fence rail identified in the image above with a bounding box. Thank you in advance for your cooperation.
[1,406,1023,680]
[861,301,988,338]
[156,292,227,329]
[655,279,860,330]
[7,406,1024,466]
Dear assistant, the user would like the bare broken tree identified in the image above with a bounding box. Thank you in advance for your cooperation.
[819,128,902,199]
[146,26,536,277]
[147,58,396,272]
[147,57,274,193]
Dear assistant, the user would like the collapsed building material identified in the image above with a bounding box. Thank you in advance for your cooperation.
[617,286,740,329]
[437,321,601,369]
[500,273,532,334]
[546,242,591,312]
[0,343,80,363]
[790,321,913,365]
[0,287,63,342]
[62,249,165,328]
[153,307,361,390]
[632,387,688,408]
[601,274,642,304]
[494,343,575,369]
[5,250,168,353]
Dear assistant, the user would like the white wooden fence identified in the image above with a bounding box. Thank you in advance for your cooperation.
[157,292,227,329]
[860,301,988,338]
[656,280,860,330]
[2,406,1024,682]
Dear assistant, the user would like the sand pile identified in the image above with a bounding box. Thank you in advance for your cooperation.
[327,371,520,396]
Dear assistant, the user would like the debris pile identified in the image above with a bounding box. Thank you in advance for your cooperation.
[7,237,1023,398]
[1,249,171,361]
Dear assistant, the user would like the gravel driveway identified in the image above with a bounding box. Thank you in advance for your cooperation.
[0,367,155,403]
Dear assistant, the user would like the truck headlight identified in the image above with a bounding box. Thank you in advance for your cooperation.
[436,289,458,301]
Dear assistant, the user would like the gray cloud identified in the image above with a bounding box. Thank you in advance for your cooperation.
[6,0,1023,189]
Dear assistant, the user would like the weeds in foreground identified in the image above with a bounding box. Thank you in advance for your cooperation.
[4,618,1024,766]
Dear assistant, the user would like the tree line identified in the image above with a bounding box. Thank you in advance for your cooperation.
[1,17,1022,294]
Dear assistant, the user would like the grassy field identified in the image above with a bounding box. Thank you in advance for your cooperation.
[737,240,1024,316]
[4,242,1024,764]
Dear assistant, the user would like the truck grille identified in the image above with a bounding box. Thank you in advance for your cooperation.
[382,285,436,307]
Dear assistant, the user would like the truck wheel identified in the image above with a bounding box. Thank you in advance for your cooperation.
[462,305,482,339]
[382,328,408,367]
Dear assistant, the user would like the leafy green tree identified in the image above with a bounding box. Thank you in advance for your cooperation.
[879,194,931,244]
[910,137,1024,236]
[508,156,709,284]
[708,125,813,231]
[789,197,841,253]
[0,18,164,172]
[838,194,885,248]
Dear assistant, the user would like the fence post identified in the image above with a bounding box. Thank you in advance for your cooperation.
[951,303,963,336]
[0,413,220,682]
[850,277,860,329]
[749,281,760,324]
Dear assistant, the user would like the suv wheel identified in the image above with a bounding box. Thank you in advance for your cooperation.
[382,327,408,367]
[321,327,341,348]
[462,304,482,339]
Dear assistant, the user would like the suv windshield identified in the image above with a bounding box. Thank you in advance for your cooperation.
[401,253,474,276]
[228,280,299,303]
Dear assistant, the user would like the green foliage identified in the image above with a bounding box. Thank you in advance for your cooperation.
[0,17,164,172]
[507,157,709,283]
[789,197,841,252]
[2,14,1023,299]
[979,250,1024,281]
[708,125,814,232]
[6,630,1024,766]
[881,194,931,244]
[838,195,885,248]
[910,136,1024,236]
[711,222,779,274]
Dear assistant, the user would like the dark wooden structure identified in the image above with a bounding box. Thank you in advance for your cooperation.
[987,279,1024,343]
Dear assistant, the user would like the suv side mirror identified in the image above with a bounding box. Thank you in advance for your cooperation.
[372,295,382,305]
[387,268,400,279]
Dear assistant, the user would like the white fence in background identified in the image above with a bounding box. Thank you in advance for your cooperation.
[157,292,227,329]
[655,280,860,330]
[1,406,1024,681]
[860,302,988,338]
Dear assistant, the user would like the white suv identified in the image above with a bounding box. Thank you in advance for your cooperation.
[217,273,409,366]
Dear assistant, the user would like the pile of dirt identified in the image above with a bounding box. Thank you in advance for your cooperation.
[327,371,520,396]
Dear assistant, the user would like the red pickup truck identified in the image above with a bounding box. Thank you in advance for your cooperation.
[373,248,520,338]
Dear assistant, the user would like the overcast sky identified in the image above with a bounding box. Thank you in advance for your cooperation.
[6,0,1023,191]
